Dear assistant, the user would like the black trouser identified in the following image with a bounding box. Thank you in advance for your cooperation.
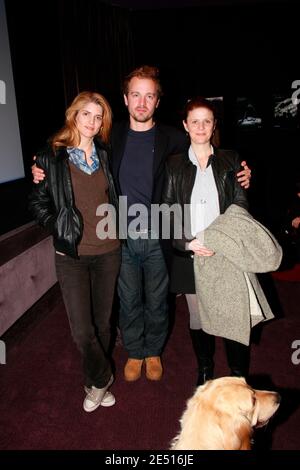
[190,329,250,377]
[55,249,120,388]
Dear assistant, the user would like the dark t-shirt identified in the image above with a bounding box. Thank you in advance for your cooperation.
[119,126,155,228]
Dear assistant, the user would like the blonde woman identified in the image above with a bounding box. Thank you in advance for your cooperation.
[29,92,120,412]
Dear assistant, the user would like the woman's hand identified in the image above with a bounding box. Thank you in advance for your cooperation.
[188,239,215,257]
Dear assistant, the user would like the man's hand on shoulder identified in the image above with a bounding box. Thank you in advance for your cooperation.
[32,156,45,184]
[237,160,251,189]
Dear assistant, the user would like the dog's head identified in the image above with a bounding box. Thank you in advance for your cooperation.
[202,376,281,429]
[171,376,281,450]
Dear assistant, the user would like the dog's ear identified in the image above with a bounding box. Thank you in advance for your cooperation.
[215,410,252,450]
[236,421,252,450]
[221,415,252,450]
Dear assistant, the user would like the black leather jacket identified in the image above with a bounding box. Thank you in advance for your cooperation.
[29,139,118,259]
[162,148,248,251]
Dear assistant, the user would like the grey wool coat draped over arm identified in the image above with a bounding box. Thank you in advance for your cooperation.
[193,204,283,345]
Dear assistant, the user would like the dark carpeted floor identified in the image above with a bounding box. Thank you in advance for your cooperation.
[0,274,299,451]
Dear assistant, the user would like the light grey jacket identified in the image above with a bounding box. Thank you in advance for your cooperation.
[194,204,283,345]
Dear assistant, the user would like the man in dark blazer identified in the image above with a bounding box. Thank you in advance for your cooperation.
[111,66,188,382]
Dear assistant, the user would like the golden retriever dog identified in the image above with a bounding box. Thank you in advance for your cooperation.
[170,376,281,450]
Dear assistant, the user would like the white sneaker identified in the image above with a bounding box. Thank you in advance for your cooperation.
[100,391,116,407]
[83,375,114,412]
[84,387,116,407]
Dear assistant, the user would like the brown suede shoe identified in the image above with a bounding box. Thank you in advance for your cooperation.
[145,356,163,381]
[124,358,144,381]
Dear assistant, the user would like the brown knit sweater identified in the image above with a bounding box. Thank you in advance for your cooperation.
[70,163,119,256]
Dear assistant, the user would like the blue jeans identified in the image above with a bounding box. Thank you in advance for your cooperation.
[118,235,169,359]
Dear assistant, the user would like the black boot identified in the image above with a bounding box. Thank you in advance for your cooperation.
[189,329,215,386]
[224,338,250,379]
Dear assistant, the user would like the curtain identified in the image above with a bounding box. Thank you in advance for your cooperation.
[58,0,135,115]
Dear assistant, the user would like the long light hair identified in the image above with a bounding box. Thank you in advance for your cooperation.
[51,91,112,149]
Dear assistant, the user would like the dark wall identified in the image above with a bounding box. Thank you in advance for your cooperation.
[130,1,300,227]
[130,2,298,130]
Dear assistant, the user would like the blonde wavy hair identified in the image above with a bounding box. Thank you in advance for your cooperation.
[51,91,112,149]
